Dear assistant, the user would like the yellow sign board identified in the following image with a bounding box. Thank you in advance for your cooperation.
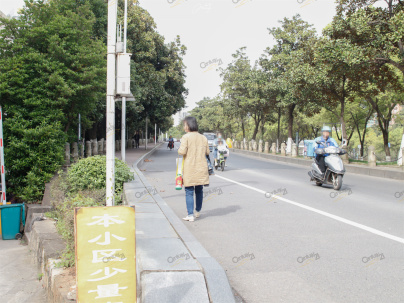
[75,206,136,302]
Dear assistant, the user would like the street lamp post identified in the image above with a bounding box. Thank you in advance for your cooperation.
[106,0,117,206]
[121,0,128,162]
[145,116,148,150]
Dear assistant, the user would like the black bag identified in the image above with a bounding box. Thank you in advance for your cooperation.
[206,155,214,175]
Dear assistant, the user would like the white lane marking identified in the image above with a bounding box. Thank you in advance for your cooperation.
[215,174,404,244]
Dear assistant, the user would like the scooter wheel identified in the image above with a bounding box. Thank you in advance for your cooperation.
[333,174,342,190]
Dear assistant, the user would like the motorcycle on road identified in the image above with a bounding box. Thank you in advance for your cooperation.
[214,150,226,172]
[167,141,174,150]
[308,141,347,190]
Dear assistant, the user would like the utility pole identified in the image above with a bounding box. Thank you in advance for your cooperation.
[121,0,128,162]
[106,0,117,206]
[78,113,81,157]
[0,106,6,204]
[145,116,148,150]
[155,123,157,145]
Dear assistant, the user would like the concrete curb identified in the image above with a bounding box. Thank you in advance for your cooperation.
[25,219,74,303]
[231,148,404,181]
[125,143,236,303]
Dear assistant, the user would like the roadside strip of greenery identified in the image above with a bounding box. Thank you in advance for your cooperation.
[46,156,134,267]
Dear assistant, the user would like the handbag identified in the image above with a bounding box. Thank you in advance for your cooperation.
[206,155,214,175]
[175,155,184,190]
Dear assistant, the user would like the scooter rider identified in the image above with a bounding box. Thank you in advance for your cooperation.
[314,126,338,175]
[168,135,174,149]
[213,135,229,166]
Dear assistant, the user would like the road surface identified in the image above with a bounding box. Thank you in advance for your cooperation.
[140,142,404,303]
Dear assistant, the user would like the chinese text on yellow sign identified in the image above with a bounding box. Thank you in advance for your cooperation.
[75,206,136,302]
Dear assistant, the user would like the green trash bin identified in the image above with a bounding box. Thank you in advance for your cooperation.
[0,203,25,240]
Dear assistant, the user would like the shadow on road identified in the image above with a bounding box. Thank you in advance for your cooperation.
[199,205,241,218]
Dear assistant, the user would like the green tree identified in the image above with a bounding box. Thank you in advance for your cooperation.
[335,0,404,76]
[220,48,252,139]
[0,0,106,201]
[261,15,318,151]
[122,2,188,133]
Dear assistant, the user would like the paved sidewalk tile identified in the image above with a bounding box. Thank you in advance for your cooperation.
[0,239,46,303]
[142,271,210,303]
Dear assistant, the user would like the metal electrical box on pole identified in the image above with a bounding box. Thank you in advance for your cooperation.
[116,53,132,97]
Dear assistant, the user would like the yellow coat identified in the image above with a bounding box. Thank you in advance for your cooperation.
[178,132,210,187]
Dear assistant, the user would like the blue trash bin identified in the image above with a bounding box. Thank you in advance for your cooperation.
[0,203,25,240]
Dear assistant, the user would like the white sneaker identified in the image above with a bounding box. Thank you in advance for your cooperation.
[194,211,200,218]
[182,215,194,222]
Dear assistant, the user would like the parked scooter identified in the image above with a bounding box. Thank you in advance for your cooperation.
[308,141,347,190]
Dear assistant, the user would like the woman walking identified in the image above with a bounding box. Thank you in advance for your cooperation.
[178,116,210,222]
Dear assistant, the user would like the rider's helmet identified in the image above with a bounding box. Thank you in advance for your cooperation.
[321,126,332,133]
[321,126,332,138]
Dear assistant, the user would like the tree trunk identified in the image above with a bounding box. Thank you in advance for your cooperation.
[64,119,72,133]
[260,120,265,140]
[367,97,394,160]
[287,104,296,153]
[352,107,372,158]
[382,127,391,158]
[357,122,367,157]
[277,107,281,144]
[241,118,246,139]
[287,104,296,140]
[87,123,98,140]
[339,75,347,145]
[251,116,261,141]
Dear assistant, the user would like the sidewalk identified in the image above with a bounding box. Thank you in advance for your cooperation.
[0,239,46,303]
[115,143,159,166]
[123,143,236,303]
[0,144,160,303]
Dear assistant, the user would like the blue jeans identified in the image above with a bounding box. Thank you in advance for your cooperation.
[185,185,203,216]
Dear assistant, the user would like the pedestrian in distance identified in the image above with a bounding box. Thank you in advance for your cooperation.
[134,131,140,149]
[178,116,210,222]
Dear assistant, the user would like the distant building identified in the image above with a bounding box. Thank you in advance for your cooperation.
[0,10,7,32]
[390,104,403,126]
[366,114,378,128]
[366,104,403,128]
[174,107,189,126]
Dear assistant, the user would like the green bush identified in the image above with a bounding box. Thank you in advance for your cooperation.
[51,194,104,267]
[4,115,66,202]
[67,155,133,203]
[48,156,134,267]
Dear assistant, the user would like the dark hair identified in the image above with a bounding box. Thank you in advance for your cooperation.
[184,116,198,132]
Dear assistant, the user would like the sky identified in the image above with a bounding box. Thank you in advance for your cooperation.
[0,0,24,17]
[138,0,338,115]
[0,0,338,121]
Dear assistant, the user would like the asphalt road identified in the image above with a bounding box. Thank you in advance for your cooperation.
[140,142,404,303]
